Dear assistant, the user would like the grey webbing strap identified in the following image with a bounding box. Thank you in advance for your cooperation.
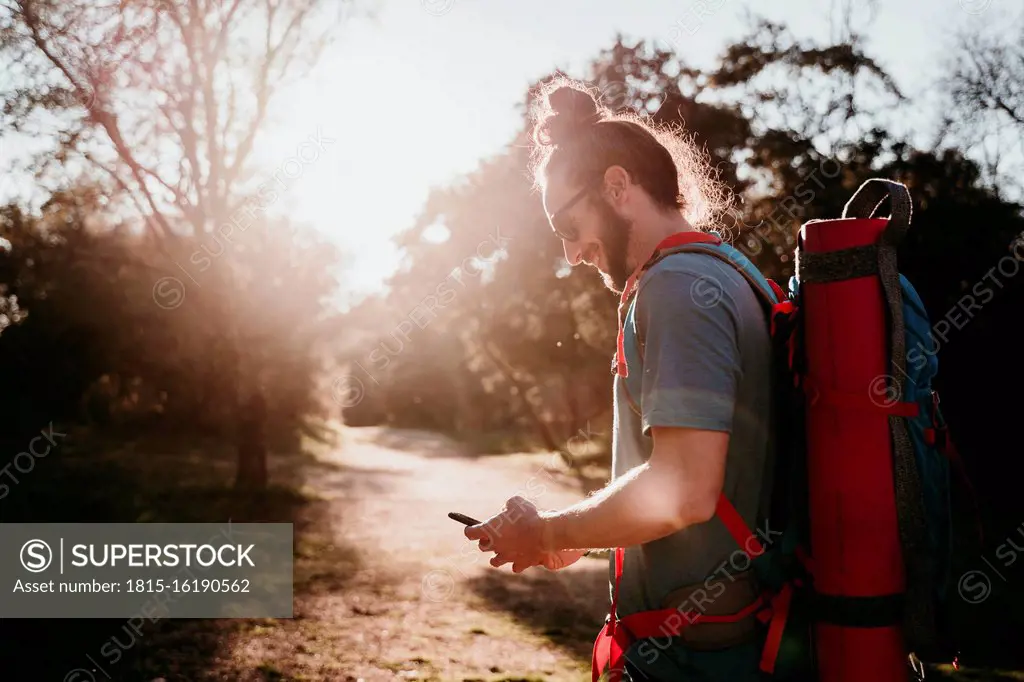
[797,178,912,284]
[847,179,936,653]
[795,244,879,283]
[843,178,913,248]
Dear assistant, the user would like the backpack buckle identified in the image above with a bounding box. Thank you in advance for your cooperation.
[929,390,949,450]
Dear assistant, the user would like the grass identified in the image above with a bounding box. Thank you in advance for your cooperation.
[0,423,358,681]
[256,662,288,680]
[5,422,1020,681]
[932,665,1024,681]
[2,423,322,523]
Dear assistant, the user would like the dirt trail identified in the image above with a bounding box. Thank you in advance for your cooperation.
[220,426,611,682]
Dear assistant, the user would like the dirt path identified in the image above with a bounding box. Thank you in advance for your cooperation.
[217,426,611,682]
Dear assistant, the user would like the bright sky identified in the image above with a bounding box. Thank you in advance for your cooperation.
[1,0,1016,303]
[257,0,1011,301]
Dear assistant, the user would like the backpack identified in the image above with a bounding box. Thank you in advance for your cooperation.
[629,233,814,679]
[606,178,973,681]
[793,179,973,679]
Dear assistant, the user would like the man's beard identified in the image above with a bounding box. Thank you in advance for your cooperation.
[594,198,633,294]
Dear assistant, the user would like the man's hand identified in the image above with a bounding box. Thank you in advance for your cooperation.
[541,549,587,571]
[489,548,586,572]
[465,496,582,573]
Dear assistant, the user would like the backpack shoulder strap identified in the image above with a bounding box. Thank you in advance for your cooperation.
[634,242,785,353]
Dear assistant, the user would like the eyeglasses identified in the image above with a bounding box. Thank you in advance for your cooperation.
[547,180,599,242]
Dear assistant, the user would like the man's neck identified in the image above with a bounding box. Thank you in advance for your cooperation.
[629,211,696,271]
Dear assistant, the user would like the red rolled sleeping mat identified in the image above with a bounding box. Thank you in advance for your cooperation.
[796,179,933,682]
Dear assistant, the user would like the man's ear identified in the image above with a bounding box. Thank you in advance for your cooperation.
[602,165,631,205]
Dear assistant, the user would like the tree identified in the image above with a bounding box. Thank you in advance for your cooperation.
[940,19,1024,198]
[350,27,910,452]
[1,183,343,455]
[345,21,1024,510]
[0,0,354,487]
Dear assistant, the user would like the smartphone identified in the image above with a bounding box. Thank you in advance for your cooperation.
[449,511,593,557]
[448,512,481,526]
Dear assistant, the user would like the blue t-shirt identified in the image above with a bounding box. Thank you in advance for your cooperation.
[611,249,775,680]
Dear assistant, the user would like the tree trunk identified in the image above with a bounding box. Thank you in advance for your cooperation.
[228,285,267,490]
[235,383,268,490]
[480,340,561,452]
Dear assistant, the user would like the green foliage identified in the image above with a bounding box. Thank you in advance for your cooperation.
[340,20,1024,492]
[0,186,343,450]
[0,0,351,488]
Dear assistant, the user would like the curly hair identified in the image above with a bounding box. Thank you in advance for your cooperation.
[528,76,730,230]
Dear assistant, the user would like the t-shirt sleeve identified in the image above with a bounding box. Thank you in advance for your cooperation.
[634,260,743,436]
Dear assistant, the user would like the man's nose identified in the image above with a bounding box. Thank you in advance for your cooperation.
[563,241,583,266]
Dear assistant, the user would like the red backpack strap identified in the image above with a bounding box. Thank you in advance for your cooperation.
[629,241,790,354]
[615,232,723,377]
[602,237,800,678]
[715,493,765,557]
[592,547,631,682]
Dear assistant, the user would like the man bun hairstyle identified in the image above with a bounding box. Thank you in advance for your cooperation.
[532,86,603,147]
[528,76,728,229]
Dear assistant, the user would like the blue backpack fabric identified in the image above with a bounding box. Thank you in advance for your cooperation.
[899,275,955,601]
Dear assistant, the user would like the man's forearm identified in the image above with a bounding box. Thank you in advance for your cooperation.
[540,461,698,551]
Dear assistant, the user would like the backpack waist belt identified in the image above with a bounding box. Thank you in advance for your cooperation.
[658,568,761,650]
[592,493,793,682]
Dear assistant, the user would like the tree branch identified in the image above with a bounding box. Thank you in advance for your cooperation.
[20,0,176,240]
